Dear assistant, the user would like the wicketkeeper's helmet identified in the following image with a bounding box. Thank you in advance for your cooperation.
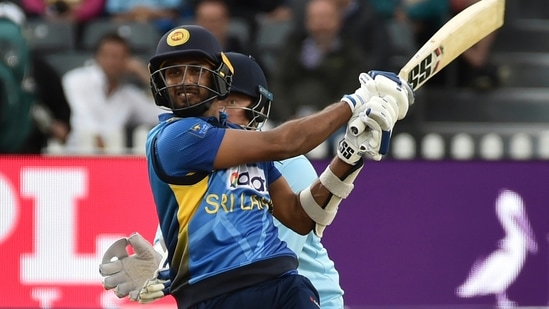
[223,52,273,130]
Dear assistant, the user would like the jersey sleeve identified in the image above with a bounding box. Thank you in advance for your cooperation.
[266,160,282,185]
[155,118,226,176]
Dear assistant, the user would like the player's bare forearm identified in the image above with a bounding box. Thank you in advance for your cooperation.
[270,177,315,235]
[216,101,351,169]
[269,101,351,157]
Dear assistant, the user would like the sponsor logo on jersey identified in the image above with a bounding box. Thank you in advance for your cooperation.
[227,165,267,193]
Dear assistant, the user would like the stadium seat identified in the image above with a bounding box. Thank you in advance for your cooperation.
[227,17,251,48]
[174,17,251,50]
[44,51,93,75]
[254,19,294,74]
[493,19,549,53]
[81,19,161,56]
[491,52,549,87]
[422,88,549,123]
[25,18,76,53]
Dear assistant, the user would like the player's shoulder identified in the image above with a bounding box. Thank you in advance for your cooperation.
[155,116,225,145]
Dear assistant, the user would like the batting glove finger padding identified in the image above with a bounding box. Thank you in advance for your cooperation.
[341,73,374,113]
[366,70,415,119]
[361,96,398,131]
[343,97,397,162]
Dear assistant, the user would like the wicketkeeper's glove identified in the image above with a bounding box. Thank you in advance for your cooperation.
[99,233,162,301]
[137,268,172,303]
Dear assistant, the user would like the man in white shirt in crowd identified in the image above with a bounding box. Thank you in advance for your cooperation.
[62,32,161,154]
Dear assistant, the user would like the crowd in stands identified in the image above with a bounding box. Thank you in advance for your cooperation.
[0,0,505,156]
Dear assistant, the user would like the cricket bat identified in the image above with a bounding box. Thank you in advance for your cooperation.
[349,0,505,137]
[400,0,506,90]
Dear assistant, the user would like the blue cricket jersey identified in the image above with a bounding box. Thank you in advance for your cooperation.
[145,113,298,307]
[274,155,345,309]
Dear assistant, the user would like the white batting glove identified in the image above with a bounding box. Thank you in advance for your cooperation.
[341,70,414,114]
[342,71,414,160]
[99,233,162,301]
[337,134,366,165]
[337,100,394,163]
[341,79,373,113]
[368,71,414,118]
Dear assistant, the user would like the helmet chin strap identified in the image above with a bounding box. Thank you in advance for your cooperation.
[218,110,228,126]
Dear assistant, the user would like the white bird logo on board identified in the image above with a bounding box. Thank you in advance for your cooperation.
[456,189,537,308]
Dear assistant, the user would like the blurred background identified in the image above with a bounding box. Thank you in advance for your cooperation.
[1,0,547,159]
[1,0,549,308]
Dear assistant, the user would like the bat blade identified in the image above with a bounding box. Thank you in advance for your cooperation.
[399,0,506,91]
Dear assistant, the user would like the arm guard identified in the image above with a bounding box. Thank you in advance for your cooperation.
[299,159,364,237]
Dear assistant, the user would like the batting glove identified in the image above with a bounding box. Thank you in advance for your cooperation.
[343,70,414,118]
[99,233,162,301]
[338,99,394,163]
[341,71,414,160]
[341,78,373,113]
[366,70,415,119]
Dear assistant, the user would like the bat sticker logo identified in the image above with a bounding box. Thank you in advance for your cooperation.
[407,46,444,89]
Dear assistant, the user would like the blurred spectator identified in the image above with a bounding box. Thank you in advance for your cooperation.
[27,52,72,153]
[223,0,292,42]
[20,0,106,50]
[61,32,161,154]
[332,0,393,70]
[269,0,365,153]
[369,0,451,86]
[270,0,368,121]
[104,0,180,33]
[194,0,247,53]
[225,0,293,21]
[451,0,500,89]
[369,0,450,47]
[0,1,71,154]
[294,0,394,70]
[20,0,105,22]
[193,0,269,79]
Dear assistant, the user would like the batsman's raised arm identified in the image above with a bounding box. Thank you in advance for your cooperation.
[215,101,351,168]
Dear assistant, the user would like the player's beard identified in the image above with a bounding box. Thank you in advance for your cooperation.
[169,84,209,109]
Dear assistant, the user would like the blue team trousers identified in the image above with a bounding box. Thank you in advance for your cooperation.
[188,273,320,309]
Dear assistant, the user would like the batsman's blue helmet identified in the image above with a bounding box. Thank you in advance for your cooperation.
[223,52,272,129]
[148,25,233,117]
